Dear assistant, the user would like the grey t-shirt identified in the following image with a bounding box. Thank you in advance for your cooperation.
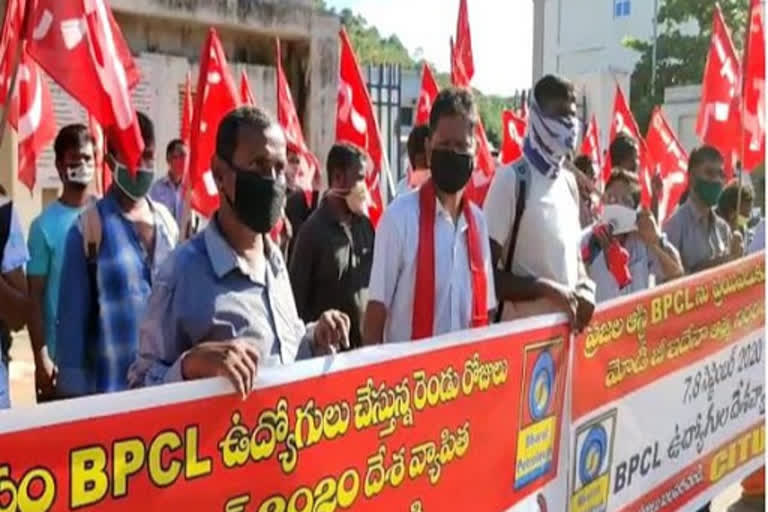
[663,200,732,274]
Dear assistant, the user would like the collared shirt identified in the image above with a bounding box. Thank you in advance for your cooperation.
[368,190,497,343]
[749,218,765,254]
[27,200,84,358]
[149,175,183,227]
[128,218,315,388]
[55,191,177,397]
[663,199,732,274]
[484,155,583,320]
[586,232,678,303]
[289,199,374,349]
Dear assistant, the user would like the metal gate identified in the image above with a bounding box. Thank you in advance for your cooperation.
[366,63,402,203]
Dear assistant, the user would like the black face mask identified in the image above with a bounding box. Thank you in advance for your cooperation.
[430,148,474,194]
[222,160,286,233]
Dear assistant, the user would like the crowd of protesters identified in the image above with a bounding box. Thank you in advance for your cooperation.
[0,74,762,509]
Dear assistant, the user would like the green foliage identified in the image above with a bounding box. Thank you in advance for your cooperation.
[313,0,512,147]
[627,0,748,133]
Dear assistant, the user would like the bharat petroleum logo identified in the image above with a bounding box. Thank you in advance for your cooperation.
[529,351,554,421]
[579,425,608,485]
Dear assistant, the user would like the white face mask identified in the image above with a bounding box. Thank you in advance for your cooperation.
[66,162,95,185]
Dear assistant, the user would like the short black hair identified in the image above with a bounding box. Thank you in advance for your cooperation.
[609,133,638,168]
[717,181,754,219]
[326,143,366,183]
[533,74,574,108]
[606,168,641,208]
[407,124,430,166]
[688,145,723,174]
[573,155,595,179]
[107,111,154,158]
[166,138,186,159]
[54,124,94,162]
[429,87,478,133]
[216,106,274,163]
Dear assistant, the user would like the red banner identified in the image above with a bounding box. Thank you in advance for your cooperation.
[570,253,765,512]
[0,321,570,511]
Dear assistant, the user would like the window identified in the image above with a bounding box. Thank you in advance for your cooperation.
[614,0,630,17]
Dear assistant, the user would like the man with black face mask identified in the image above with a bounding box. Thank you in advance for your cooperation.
[363,88,496,344]
[484,74,595,331]
[56,112,178,398]
[129,107,350,397]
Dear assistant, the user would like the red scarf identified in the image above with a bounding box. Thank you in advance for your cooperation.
[412,180,488,340]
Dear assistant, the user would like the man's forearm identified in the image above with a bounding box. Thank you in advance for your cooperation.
[0,274,29,330]
[362,302,386,345]
[494,270,549,303]
[649,243,683,281]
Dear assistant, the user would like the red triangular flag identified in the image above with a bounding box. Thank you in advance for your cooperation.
[187,28,239,218]
[696,5,741,175]
[501,109,525,165]
[454,0,474,84]
[181,71,193,144]
[645,107,689,223]
[8,45,56,191]
[0,0,25,107]
[240,69,256,106]
[336,27,388,226]
[580,114,603,188]
[276,38,319,192]
[27,0,143,172]
[603,84,651,206]
[415,63,439,126]
[741,0,765,171]
[464,119,495,206]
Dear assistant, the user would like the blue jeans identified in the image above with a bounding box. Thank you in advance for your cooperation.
[0,359,9,409]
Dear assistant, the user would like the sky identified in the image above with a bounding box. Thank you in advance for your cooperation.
[326,0,533,97]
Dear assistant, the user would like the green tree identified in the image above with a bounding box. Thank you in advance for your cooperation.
[626,0,748,132]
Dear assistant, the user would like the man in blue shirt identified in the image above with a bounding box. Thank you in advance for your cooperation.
[129,106,349,397]
[27,124,96,401]
[56,112,178,398]
[0,194,30,409]
[149,138,186,228]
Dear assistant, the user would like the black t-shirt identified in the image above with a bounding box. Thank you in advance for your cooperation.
[288,200,374,349]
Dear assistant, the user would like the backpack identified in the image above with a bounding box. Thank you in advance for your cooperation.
[0,198,13,363]
[494,159,579,322]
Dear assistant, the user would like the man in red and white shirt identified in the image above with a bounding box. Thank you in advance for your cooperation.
[364,88,496,344]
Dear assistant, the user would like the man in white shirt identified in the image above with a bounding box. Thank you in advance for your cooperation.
[364,88,496,344]
[395,124,430,197]
[484,74,594,330]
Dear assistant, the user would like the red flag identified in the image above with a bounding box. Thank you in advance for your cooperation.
[276,38,319,192]
[7,45,56,191]
[696,6,741,169]
[464,120,495,206]
[27,0,143,173]
[180,71,193,144]
[450,37,471,88]
[336,27,388,225]
[603,84,651,205]
[742,0,765,171]
[580,114,603,188]
[240,69,256,106]
[187,28,239,218]
[501,109,525,165]
[454,0,474,84]
[645,107,689,223]
[415,63,439,126]
[88,112,110,196]
[0,0,25,106]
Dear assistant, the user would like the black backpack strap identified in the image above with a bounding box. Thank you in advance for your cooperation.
[494,161,530,323]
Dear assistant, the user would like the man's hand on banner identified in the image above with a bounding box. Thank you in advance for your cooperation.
[730,230,745,259]
[313,310,351,354]
[181,340,260,399]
